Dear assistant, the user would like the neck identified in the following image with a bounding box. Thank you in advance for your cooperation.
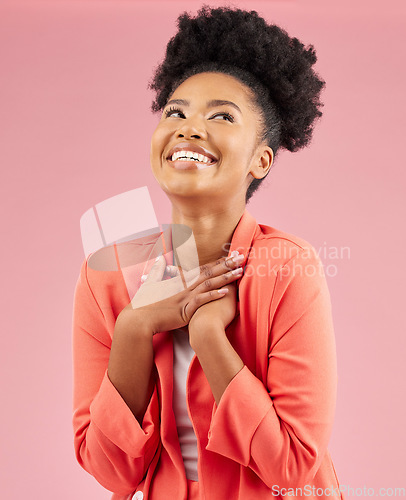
[169,202,246,268]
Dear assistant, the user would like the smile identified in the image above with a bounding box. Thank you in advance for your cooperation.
[169,151,216,170]
[166,143,218,171]
[172,150,213,163]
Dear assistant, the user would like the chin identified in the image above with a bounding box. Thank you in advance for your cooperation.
[161,180,210,200]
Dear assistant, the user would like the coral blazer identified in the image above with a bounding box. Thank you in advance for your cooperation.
[72,209,344,500]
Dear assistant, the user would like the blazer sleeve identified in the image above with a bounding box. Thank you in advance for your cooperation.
[205,247,337,489]
[72,257,160,496]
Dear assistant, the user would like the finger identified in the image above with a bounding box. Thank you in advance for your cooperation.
[224,252,245,269]
[183,288,229,321]
[194,266,243,295]
[223,250,239,267]
[143,254,166,283]
[180,256,226,284]
[201,253,244,277]
[167,252,245,290]
[185,253,244,290]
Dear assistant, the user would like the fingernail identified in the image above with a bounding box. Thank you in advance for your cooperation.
[231,267,243,275]
[141,274,147,282]
[230,250,239,258]
[218,288,229,294]
[232,254,244,264]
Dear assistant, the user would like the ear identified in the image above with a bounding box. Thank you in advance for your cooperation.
[250,145,274,180]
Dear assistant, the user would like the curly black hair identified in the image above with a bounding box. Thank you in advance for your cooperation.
[148,5,326,202]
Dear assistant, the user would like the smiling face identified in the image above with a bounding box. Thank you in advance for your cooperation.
[150,72,273,207]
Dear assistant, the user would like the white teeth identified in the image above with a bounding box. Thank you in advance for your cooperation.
[170,150,214,163]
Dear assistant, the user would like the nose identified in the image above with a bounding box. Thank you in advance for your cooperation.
[176,116,207,140]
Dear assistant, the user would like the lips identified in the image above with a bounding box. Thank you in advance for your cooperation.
[166,142,218,169]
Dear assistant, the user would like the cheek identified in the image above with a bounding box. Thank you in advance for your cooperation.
[222,134,250,163]
[151,122,176,158]
[150,127,163,156]
[150,132,165,177]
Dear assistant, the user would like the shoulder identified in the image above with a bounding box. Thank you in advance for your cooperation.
[246,221,331,321]
[250,221,321,270]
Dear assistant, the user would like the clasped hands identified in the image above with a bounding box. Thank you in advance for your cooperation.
[117,250,244,345]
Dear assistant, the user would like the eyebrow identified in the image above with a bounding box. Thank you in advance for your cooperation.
[165,98,242,114]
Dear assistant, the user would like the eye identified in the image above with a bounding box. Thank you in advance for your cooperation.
[164,106,185,118]
[210,112,235,123]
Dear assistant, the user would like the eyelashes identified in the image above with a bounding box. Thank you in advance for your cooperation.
[163,106,235,123]
[164,106,184,118]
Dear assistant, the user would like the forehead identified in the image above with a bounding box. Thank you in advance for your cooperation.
[170,72,255,108]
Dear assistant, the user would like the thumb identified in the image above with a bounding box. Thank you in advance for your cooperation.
[142,254,166,283]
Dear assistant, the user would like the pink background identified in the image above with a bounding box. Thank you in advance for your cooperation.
[1,0,405,498]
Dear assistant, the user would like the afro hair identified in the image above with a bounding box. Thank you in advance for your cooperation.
[149,5,326,201]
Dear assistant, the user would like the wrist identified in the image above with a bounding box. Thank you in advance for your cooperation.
[189,318,225,351]
[115,308,155,340]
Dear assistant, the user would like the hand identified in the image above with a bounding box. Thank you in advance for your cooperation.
[187,279,244,405]
[188,280,238,347]
[116,253,244,336]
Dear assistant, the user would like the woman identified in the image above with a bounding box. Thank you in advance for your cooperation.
[72,6,344,500]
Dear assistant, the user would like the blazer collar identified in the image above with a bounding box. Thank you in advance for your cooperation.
[228,209,259,268]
